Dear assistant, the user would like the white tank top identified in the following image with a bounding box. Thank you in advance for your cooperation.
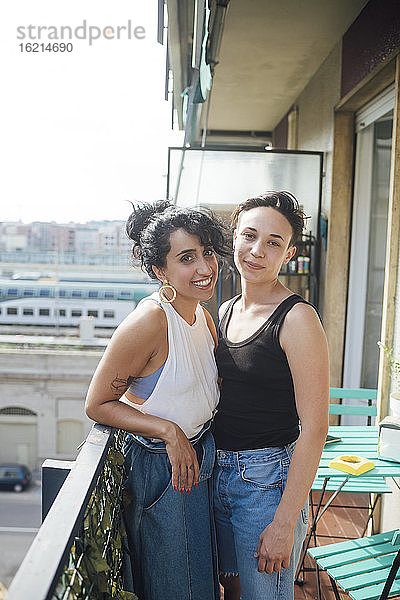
[123,292,219,439]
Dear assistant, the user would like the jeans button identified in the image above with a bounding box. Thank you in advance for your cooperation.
[220,452,226,458]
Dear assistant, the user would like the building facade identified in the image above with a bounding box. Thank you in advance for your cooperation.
[0,347,102,470]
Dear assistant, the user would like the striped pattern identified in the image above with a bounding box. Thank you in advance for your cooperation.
[308,531,400,600]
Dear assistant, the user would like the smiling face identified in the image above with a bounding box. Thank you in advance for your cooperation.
[233,206,296,282]
[152,228,219,301]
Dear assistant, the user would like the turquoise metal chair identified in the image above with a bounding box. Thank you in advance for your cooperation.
[329,387,378,426]
[312,388,391,538]
[296,388,392,598]
[308,529,400,600]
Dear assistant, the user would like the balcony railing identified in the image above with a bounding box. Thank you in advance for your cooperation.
[0,251,130,266]
[6,424,136,600]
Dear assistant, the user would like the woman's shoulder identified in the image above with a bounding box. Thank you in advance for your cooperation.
[282,299,324,341]
[114,296,167,340]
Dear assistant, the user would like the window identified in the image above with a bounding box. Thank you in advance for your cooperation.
[0,470,19,478]
[72,290,82,297]
[71,310,82,317]
[87,310,98,317]
[23,308,34,316]
[120,291,131,298]
[88,291,98,298]
[0,406,37,416]
[23,289,34,296]
[7,307,18,315]
[7,288,18,296]
[40,289,50,296]
[59,290,67,297]
[104,291,114,298]
[39,309,50,316]
[57,309,66,317]
[103,310,115,319]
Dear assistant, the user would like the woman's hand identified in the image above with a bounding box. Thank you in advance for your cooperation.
[164,422,200,494]
[254,520,295,573]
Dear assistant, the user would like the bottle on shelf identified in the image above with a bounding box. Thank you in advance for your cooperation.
[297,255,304,273]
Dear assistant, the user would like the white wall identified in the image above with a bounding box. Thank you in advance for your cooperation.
[0,348,102,469]
[295,41,342,314]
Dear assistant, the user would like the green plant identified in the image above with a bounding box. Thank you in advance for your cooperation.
[378,342,400,390]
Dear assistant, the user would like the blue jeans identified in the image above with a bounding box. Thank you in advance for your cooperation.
[213,442,308,600]
[123,421,220,600]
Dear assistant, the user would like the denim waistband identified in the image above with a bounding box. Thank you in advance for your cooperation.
[216,440,296,465]
[126,418,213,454]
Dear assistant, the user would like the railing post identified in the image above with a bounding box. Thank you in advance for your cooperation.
[41,459,75,521]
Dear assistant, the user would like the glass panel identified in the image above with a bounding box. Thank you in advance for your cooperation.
[360,112,393,388]
[168,148,322,237]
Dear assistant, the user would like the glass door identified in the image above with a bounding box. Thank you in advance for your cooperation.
[343,86,394,404]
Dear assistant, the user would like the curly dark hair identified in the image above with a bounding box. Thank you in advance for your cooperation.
[126,200,231,279]
[231,191,307,245]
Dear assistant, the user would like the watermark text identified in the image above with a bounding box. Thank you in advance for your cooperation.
[17,20,146,46]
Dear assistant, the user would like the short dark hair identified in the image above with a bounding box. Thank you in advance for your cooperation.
[231,191,306,245]
[126,200,230,279]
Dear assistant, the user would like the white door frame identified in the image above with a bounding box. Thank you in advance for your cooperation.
[343,85,395,390]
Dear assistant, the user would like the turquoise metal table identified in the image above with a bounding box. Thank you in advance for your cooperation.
[318,426,400,479]
[296,426,400,598]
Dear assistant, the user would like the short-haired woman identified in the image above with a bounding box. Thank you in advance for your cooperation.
[214,191,329,600]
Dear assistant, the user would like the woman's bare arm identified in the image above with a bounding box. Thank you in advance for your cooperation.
[255,303,329,573]
[85,301,200,492]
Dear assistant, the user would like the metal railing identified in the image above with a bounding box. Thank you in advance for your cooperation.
[6,424,136,600]
[0,251,131,266]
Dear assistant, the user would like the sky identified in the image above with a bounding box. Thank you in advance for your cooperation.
[0,0,183,223]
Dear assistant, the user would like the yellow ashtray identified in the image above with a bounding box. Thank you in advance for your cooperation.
[328,455,375,475]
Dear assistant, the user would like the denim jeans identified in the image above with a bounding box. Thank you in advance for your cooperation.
[123,421,220,600]
[213,442,308,600]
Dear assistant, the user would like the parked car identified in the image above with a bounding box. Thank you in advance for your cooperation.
[0,463,32,492]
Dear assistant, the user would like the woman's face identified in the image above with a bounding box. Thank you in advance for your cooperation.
[233,206,296,282]
[153,228,219,301]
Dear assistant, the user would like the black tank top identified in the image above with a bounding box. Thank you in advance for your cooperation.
[214,294,312,451]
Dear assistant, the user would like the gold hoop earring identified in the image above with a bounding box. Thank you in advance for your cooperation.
[159,280,177,303]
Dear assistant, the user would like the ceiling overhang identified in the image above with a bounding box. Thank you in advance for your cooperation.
[167,0,369,135]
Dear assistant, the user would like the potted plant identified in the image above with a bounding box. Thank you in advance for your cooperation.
[378,342,400,416]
